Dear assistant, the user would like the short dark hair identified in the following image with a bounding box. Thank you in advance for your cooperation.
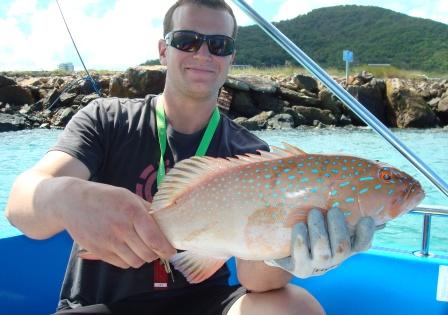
[163,0,238,38]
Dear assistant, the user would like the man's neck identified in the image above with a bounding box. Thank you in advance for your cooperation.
[160,90,218,135]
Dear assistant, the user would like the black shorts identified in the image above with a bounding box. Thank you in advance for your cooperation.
[54,285,247,315]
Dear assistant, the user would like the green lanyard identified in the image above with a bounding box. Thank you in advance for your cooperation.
[155,98,220,188]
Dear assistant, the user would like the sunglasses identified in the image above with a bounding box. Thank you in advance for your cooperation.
[165,30,235,57]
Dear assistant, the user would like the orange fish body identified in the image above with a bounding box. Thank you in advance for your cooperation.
[150,144,425,283]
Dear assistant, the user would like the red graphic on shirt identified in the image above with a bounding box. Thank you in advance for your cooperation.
[135,160,171,202]
[135,160,172,290]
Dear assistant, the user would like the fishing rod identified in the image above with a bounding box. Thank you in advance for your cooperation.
[55,0,100,96]
[230,0,448,199]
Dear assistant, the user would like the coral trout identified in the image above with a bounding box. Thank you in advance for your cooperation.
[151,143,425,283]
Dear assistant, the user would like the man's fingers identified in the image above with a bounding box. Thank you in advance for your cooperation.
[352,216,375,252]
[111,241,146,269]
[125,233,159,263]
[290,222,311,268]
[327,207,351,263]
[78,249,134,269]
[133,210,176,260]
[308,208,331,262]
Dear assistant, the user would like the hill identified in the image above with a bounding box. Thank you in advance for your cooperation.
[234,5,448,72]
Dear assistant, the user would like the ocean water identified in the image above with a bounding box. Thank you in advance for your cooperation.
[0,127,447,254]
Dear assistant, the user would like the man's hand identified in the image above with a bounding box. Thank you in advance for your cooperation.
[60,180,177,269]
[265,207,375,278]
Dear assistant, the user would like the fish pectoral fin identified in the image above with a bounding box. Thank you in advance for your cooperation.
[169,251,230,284]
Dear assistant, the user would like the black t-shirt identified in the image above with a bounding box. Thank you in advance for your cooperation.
[51,95,269,309]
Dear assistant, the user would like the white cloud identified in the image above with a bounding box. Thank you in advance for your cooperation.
[1,0,446,71]
[1,0,179,71]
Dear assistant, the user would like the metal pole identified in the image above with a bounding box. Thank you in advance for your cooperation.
[345,61,349,84]
[231,0,448,199]
[419,213,432,256]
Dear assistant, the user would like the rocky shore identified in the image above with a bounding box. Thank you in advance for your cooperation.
[0,66,447,132]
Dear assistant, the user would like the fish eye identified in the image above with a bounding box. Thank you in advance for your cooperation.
[379,168,392,182]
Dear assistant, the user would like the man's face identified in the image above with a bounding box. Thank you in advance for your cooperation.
[159,4,235,99]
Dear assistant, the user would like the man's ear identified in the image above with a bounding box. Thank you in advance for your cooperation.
[159,39,168,66]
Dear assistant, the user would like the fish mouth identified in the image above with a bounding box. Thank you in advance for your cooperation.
[402,181,425,210]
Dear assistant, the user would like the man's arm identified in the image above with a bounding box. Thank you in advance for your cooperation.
[5,151,90,239]
[5,151,176,269]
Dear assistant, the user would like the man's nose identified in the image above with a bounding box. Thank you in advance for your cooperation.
[193,40,212,60]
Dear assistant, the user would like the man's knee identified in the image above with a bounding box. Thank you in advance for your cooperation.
[227,284,325,315]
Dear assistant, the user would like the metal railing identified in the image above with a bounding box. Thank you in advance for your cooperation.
[411,204,448,257]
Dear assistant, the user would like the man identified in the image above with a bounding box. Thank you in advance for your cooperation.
[6,1,374,314]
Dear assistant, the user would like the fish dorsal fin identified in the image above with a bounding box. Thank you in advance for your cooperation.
[150,143,306,212]
[170,251,230,284]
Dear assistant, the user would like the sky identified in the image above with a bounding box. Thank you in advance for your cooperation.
[0,0,446,71]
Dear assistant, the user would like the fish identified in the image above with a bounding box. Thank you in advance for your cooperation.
[149,143,425,284]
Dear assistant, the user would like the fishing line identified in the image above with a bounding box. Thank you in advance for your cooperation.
[55,0,100,96]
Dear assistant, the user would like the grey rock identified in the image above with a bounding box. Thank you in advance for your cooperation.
[279,87,321,107]
[0,113,27,132]
[292,106,337,126]
[230,75,278,93]
[252,92,284,113]
[293,74,318,93]
[267,113,295,129]
[233,117,260,131]
[225,77,250,91]
[0,75,16,88]
[0,85,35,106]
[60,92,78,107]
[231,91,259,117]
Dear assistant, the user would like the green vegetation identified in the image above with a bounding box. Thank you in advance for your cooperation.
[233,5,448,73]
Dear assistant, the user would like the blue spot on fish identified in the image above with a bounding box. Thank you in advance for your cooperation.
[374,184,382,190]
[388,189,395,196]
[324,173,331,178]
[332,169,339,174]
[288,175,296,180]
[272,166,278,171]
[342,166,348,171]
[312,169,319,174]
[283,168,291,173]
[310,188,318,193]
[339,181,350,187]
[359,188,369,194]
[265,174,272,179]
[345,197,355,203]
[330,190,338,196]
[316,178,324,183]
[297,163,304,167]
[301,178,309,183]
[332,202,340,207]
[359,176,374,181]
